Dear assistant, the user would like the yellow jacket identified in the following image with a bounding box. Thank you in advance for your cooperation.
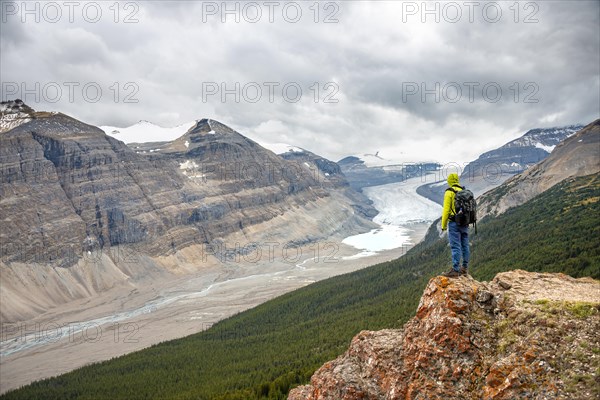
[441,173,463,230]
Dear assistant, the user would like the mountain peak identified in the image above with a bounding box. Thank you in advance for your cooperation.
[137,119,158,126]
[187,118,237,136]
[0,99,35,114]
[289,270,600,399]
[1,100,105,137]
[505,124,584,151]
[0,99,36,133]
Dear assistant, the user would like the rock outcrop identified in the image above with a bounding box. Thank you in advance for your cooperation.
[289,270,600,399]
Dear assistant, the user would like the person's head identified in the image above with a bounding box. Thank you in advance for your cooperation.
[447,173,460,187]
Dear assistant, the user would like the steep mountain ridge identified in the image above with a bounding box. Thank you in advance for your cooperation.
[289,270,600,399]
[466,124,584,174]
[278,148,378,218]
[132,118,333,193]
[129,118,377,220]
[0,104,376,322]
[417,123,586,204]
[478,119,600,219]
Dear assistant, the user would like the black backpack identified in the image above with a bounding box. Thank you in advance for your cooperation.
[447,186,477,232]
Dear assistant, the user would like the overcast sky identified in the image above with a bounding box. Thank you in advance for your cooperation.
[1,1,599,163]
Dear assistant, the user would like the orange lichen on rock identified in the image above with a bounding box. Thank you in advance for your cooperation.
[289,270,600,400]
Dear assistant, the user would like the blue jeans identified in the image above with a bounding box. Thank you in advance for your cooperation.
[448,221,470,271]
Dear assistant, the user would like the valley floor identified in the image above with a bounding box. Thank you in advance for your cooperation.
[0,226,430,393]
[0,177,440,393]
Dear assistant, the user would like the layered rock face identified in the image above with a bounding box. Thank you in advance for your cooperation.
[0,105,376,321]
[127,118,378,249]
[1,110,373,266]
[289,270,600,399]
[279,148,378,219]
[1,112,214,266]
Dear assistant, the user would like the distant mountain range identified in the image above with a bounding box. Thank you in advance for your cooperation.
[100,120,443,193]
[336,124,584,199]
[417,124,585,205]
[463,124,584,178]
[98,119,585,203]
[478,120,600,219]
[337,154,440,191]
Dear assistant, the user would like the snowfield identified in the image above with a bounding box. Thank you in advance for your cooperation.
[534,142,556,153]
[0,112,31,133]
[100,120,196,143]
[100,121,305,156]
[260,142,305,155]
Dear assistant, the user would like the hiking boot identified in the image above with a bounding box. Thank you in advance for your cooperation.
[442,269,461,278]
[459,266,469,276]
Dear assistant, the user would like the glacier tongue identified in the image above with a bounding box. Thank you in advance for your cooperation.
[365,176,441,225]
[342,176,441,255]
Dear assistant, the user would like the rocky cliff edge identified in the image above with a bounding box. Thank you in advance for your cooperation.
[289,270,600,400]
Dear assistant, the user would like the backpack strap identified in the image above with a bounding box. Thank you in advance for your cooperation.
[445,185,464,193]
[445,187,458,220]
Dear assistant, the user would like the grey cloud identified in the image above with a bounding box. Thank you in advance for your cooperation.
[0,7,31,48]
[0,0,598,164]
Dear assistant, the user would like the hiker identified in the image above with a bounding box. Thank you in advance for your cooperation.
[441,173,475,277]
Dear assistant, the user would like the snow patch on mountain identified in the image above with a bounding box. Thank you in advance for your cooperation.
[0,112,31,133]
[348,150,438,168]
[260,142,305,155]
[534,142,556,153]
[179,160,204,179]
[100,120,196,143]
[0,100,34,133]
[179,160,199,170]
[506,125,583,149]
[354,153,389,167]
